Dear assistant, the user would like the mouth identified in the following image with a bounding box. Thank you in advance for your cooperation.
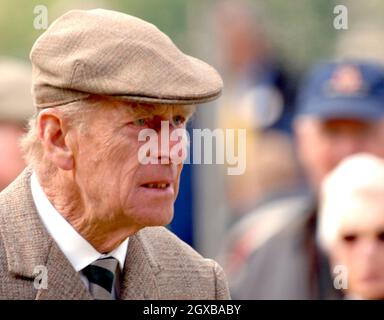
[141,182,171,190]
[140,181,174,197]
[360,273,382,282]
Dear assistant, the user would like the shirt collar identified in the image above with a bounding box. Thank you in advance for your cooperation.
[30,172,128,272]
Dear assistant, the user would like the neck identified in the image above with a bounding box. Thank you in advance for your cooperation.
[36,168,135,253]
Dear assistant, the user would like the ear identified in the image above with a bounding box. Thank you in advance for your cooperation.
[37,110,74,170]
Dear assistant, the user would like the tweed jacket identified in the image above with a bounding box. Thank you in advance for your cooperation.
[0,169,230,300]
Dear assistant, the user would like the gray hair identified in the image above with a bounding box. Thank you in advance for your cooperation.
[20,98,98,169]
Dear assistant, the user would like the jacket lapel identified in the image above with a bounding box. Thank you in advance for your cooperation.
[35,241,92,300]
[0,168,50,278]
[120,230,161,299]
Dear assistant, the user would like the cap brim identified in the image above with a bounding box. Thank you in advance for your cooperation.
[298,98,384,120]
[36,90,223,109]
[112,90,222,105]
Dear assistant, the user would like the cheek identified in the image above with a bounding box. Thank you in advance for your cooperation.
[299,133,326,167]
[114,145,146,199]
[337,245,371,278]
[312,138,334,165]
[173,164,184,197]
[111,149,142,196]
[368,127,384,152]
[119,163,140,196]
[367,245,384,269]
[366,137,384,157]
[76,136,141,194]
[332,245,356,269]
[299,137,334,188]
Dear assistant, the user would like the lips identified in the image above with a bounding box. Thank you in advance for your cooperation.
[142,182,171,189]
[139,180,175,197]
[137,165,177,194]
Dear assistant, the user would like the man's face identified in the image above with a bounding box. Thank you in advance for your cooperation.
[331,195,384,299]
[70,100,194,232]
[0,122,26,191]
[295,117,384,191]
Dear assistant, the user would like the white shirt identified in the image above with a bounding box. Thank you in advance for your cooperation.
[30,172,129,291]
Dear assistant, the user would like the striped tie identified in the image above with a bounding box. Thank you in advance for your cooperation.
[82,257,121,300]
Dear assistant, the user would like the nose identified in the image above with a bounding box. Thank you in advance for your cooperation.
[360,238,379,261]
[154,121,187,164]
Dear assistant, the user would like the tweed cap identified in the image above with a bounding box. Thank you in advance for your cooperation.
[0,58,34,122]
[30,9,223,108]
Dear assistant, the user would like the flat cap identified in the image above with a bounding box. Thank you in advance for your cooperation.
[30,9,223,108]
[0,58,34,122]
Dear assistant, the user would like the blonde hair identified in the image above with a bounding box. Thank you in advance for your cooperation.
[318,153,384,253]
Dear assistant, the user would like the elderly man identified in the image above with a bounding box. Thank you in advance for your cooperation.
[0,59,34,191]
[229,61,384,299]
[0,9,229,300]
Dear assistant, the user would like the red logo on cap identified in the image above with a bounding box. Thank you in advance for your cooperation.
[329,65,363,95]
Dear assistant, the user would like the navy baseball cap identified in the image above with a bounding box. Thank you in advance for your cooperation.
[296,61,384,120]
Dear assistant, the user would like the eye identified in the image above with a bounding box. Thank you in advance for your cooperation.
[133,118,147,126]
[172,115,186,127]
[377,231,384,242]
[341,234,358,244]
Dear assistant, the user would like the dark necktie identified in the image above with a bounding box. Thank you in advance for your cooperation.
[82,257,121,300]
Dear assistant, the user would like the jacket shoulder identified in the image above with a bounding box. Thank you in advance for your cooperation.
[0,168,33,213]
[138,226,204,261]
[230,203,315,299]
[135,226,230,299]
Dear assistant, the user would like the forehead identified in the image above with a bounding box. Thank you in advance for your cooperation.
[299,116,376,127]
[319,118,376,131]
[79,97,196,127]
[105,98,196,117]
[339,194,384,234]
[128,104,194,117]
[295,116,384,136]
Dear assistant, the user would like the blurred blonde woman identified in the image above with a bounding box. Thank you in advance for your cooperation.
[319,153,384,299]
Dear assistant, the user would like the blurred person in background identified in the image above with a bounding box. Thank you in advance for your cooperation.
[319,153,384,300]
[228,60,384,299]
[0,58,34,191]
[212,0,300,219]
[213,0,296,134]
[213,1,302,278]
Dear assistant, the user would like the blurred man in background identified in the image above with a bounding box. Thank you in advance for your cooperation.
[213,1,303,277]
[229,60,384,299]
[212,0,300,220]
[319,153,384,300]
[0,58,34,191]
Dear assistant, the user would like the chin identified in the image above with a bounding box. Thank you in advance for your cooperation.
[355,286,384,300]
[134,207,174,228]
[363,291,384,300]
